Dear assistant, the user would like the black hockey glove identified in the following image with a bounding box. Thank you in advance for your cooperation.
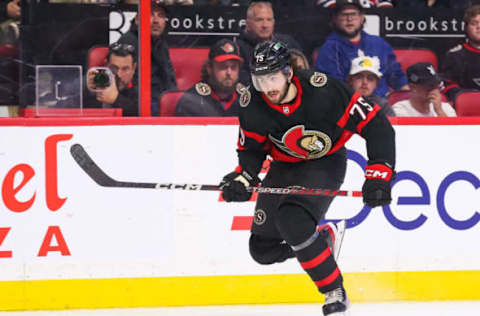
[220,167,260,202]
[362,161,395,208]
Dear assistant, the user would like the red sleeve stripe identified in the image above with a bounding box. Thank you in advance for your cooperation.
[241,127,267,143]
[327,130,353,156]
[314,267,341,288]
[336,92,362,128]
[300,248,331,270]
[356,104,381,134]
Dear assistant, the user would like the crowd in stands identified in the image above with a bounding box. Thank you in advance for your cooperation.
[1,0,480,117]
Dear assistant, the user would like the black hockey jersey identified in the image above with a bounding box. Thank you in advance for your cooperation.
[236,69,395,175]
[442,43,480,101]
[174,82,244,117]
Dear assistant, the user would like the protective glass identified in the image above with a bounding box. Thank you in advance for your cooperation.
[251,70,288,93]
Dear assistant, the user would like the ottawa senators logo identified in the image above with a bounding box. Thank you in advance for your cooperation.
[239,89,251,107]
[269,125,332,159]
[236,82,247,94]
[254,209,267,225]
[195,82,211,96]
[310,72,327,87]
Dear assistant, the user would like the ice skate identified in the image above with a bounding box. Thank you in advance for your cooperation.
[322,286,349,316]
[318,220,346,261]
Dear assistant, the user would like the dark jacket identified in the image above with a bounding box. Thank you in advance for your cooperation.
[441,42,480,102]
[0,0,9,23]
[235,30,302,85]
[175,82,243,117]
[112,82,139,116]
[85,80,139,117]
[117,21,177,114]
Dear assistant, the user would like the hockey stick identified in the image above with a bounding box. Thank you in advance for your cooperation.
[70,143,362,197]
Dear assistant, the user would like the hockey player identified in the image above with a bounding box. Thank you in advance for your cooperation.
[219,41,395,316]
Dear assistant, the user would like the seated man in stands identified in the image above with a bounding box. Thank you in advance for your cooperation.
[392,63,456,117]
[441,4,480,102]
[315,0,408,98]
[236,0,302,84]
[174,39,245,116]
[346,54,394,116]
[117,0,177,115]
[87,43,139,116]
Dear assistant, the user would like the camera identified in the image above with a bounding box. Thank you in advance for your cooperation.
[87,67,114,92]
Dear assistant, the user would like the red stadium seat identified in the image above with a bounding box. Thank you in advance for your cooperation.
[388,90,411,106]
[393,49,438,74]
[88,46,109,68]
[0,44,19,58]
[88,47,209,91]
[169,48,209,90]
[159,90,185,116]
[455,91,480,116]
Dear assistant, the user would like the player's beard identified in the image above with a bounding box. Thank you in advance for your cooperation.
[265,83,290,104]
[334,24,363,39]
[209,75,236,95]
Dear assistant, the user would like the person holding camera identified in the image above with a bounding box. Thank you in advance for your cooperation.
[87,43,139,116]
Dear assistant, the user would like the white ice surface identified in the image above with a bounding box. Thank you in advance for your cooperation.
[1,301,479,316]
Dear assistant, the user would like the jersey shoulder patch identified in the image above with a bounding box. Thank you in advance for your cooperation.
[236,82,247,94]
[195,82,211,96]
[310,72,328,87]
[239,87,251,107]
[448,44,463,53]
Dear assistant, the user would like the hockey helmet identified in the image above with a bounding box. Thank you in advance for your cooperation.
[250,41,291,76]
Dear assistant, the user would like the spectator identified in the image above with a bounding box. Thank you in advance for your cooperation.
[314,0,408,98]
[316,0,393,8]
[392,62,456,117]
[117,0,177,115]
[235,0,302,84]
[87,43,139,116]
[441,4,480,102]
[0,0,20,44]
[289,48,310,71]
[346,54,395,116]
[174,39,245,116]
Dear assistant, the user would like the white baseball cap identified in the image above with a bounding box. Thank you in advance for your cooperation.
[349,55,382,78]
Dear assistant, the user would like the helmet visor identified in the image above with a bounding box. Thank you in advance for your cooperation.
[251,70,288,93]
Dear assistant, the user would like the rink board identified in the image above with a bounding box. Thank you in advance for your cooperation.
[0,118,479,310]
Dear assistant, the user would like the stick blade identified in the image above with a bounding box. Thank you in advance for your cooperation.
[70,143,119,187]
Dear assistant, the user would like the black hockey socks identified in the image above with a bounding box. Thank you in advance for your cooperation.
[276,203,343,293]
[249,234,295,265]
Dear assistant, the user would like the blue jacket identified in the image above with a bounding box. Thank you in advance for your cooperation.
[315,31,407,98]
